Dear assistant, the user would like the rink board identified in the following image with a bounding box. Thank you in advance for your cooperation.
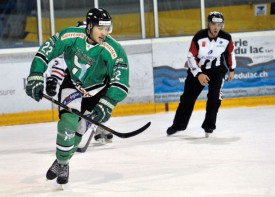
[1,31,275,126]
[1,95,274,126]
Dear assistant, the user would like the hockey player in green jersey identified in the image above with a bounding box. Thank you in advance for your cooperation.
[46,20,114,144]
[26,8,129,185]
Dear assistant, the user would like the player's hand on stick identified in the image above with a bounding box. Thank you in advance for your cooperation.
[91,97,116,123]
[26,72,44,102]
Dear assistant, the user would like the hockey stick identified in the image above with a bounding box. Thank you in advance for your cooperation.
[76,129,95,153]
[42,93,151,138]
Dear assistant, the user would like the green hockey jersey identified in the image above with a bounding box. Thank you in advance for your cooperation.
[30,26,129,103]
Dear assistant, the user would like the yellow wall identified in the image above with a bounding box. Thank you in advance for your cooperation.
[1,95,275,126]
[23,4,275,42]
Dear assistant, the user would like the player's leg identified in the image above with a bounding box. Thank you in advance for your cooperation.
[46,75,82,184]
[202,67,226,137]
[46,109,79,183]
[167,70,204,135]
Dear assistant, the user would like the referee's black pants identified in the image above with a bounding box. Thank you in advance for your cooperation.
[173,66,227,131]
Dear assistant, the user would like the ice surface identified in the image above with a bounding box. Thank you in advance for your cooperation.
[0,106,275,197]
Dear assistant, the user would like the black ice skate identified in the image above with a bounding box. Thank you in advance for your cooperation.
[94,127,113,144]
[166,125,186,135]
[46,159,58,180]
[57,164,69,184]
[204,128,214,138]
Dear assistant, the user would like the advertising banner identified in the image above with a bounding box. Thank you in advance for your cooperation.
[153,32,275,103]
[0,49,52,114]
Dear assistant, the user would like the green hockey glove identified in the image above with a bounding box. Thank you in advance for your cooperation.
[26,72,44,102]
[91,97,116,123]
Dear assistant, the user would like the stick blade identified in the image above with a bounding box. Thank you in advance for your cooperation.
[111,122,151,138]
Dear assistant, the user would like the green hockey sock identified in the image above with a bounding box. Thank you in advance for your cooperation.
[69,134,82,158]
[56,113,78,164]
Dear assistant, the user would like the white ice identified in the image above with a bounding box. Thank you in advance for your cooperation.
[0,106,275,197]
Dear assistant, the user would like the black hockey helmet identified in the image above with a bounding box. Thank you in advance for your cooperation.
[86,8,112,33]
[207,11,224,27]
[75,21,87,27]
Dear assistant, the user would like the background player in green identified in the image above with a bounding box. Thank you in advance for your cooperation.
[26,8,129,185]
